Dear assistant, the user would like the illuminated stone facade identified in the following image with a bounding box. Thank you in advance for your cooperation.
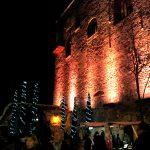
[53,0,150,115]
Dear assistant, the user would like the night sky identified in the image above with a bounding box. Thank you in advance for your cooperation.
[0,1,67,112]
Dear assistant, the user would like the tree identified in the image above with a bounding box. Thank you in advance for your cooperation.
[130,29,150,100]
[130,25,150,120]
[60,97,67,130]
[131,36,150,100]
[70,99,78,139]
[18,81,28,136]
[28,82,39,135]
[8,81,28,136]
[8,90,19,136]
[85,93,92,122]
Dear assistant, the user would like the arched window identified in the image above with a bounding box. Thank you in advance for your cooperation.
[87,18,97,38]
[114,0,133,24]
[65,38,71,57]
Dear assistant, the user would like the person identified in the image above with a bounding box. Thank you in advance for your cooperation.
[133,122,150,150]
[105,135,112,150]
[61,133,71,150]
[123,133,131,145]
[100,131,107,150]
[22,135,39,150]
[92,131,102,150]
[48,136,54,150]
[84,131,92,150]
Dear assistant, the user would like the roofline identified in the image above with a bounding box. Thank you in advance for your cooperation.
[60,0,75,18]
[56,0,76,24]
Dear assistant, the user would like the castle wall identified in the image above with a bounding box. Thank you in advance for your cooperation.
[53,0,150,111]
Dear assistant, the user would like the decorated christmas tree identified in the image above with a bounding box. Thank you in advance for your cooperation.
[8,90,19,136]
[18,81,28,136]
[60,97,67,130]
[70,99,78,139]
[28,82,39,134]
[85,93,92,122]
[8,81,28,136]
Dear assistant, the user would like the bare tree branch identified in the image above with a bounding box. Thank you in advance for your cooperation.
[143,73,150,99]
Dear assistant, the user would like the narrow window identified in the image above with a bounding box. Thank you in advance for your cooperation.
[114,0,133,24]
[87,18,97,38]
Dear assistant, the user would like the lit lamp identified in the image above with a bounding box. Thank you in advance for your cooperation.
[50,115,61,126]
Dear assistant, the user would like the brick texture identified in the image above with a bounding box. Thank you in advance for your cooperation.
[53,0,150,121]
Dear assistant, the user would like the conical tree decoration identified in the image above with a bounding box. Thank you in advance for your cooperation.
[60,97,67,130]
[8,90,19,136]
[85,93,92,122]
[29,82,39,134]
[18,81,28,136]
[70,98,78,139]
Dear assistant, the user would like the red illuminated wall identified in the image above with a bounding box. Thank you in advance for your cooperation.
[53,0,150,111]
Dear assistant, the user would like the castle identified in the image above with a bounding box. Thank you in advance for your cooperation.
[53,0,150,122]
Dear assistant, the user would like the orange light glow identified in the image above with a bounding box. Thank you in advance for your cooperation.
[53,63,65,107]
[66,60,78,111]
[105,48,120,103]
[50,115,61,126]
[69,72,77,111]
[53,78,63,107]
[87,64,96,108]
[139,66,150,98]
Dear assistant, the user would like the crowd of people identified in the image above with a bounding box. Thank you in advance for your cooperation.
[1,122,150,150]
[56,122,150,150]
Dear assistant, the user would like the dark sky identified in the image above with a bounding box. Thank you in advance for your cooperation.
[0,1,67,112]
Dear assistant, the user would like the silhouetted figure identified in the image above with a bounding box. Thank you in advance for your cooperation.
[48,136,54,150]
[72,131,82,150]
[61,133,71,150]
[112,134,122,149]
[84,131,92,150]
[133,122,150,150]
[36,109,51,150]
[93,131,107,150]
[99,131,107,150]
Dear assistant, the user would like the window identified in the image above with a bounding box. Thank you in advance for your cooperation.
[114,0,133,24]
[65,38,71,57]
[87,18,97,38]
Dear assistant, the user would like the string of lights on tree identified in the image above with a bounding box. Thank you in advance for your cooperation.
[70,99,78,139]
[8,90,19,136]
[85,93,92,122]
[60,97,67,130]
[29,82,39,134]
[18,81,28,136]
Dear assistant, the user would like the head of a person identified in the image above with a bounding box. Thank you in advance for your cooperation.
[100,130,105,137]
[25,135,38,149]
[94,131,99,138]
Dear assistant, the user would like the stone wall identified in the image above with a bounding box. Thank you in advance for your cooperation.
[53,0,150,113]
